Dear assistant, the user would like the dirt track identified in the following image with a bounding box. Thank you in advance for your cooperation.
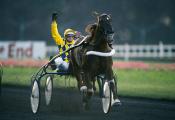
[0,86,175,120]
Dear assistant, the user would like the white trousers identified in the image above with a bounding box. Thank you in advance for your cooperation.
[54,57,69,71]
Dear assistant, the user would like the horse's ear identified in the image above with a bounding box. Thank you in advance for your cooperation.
[108,14,112,19]
[92,11,99,18]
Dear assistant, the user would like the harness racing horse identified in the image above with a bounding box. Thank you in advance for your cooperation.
[70,13,117,108]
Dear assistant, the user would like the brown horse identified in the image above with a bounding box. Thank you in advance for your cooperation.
[70,13,117,106]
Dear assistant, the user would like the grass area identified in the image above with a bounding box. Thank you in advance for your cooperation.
[1,67,175,100]
[1,67,77,88]
[2,67,38,86]
[117,69,175,100]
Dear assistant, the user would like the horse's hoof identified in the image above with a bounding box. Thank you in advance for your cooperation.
[80,86,87,92]
[87,88,94,94]
[112,98,122,106]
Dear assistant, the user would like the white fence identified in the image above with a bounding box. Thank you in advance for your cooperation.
[47,42,175,60]
[113,42,175,60]
[1,41,174,60]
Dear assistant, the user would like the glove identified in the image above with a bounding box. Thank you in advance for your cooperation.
[52,12,57,21]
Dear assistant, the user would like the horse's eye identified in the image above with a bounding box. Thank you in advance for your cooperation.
[106,16,112,21]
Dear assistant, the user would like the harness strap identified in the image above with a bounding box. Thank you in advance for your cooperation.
[86,49,115,57]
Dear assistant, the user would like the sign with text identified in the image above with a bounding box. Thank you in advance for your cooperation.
[0,41,46,59]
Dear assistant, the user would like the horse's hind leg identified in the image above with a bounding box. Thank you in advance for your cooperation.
[112,72,118,99]
[105,68,119,100]
[92,77,96,92]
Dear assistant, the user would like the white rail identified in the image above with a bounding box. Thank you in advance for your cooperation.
[47,42,175,60]
[113,42,175,60]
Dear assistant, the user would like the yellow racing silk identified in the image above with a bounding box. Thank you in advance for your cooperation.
[51,20,75,62]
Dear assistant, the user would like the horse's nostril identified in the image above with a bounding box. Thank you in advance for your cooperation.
[106,31,111,34]
[107,33,114,40]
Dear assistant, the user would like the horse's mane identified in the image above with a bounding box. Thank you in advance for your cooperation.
[85,23,97,37]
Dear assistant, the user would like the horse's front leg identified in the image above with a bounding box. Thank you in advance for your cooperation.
[76,70,87,92]
[85,72,94,94]
[79,72,93,110]
[105,68,117,98]
[105,68,121,105]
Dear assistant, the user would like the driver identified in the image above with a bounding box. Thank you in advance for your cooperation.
[51,12,80,71]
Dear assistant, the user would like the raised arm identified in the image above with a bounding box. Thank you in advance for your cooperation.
[51,13,64,46]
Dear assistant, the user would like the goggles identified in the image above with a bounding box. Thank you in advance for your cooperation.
[66,34,75,38]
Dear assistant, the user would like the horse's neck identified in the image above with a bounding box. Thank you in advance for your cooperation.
[90,26,102,45]
[89,27,111,52]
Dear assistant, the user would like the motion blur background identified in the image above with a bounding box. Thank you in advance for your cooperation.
[0,0,175,45]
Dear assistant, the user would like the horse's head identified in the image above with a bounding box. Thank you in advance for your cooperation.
[97,13,114,44]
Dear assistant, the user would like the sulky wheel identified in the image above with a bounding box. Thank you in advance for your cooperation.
[102,81,112,114]
[30,80,40,114]
[45,75,53,106]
